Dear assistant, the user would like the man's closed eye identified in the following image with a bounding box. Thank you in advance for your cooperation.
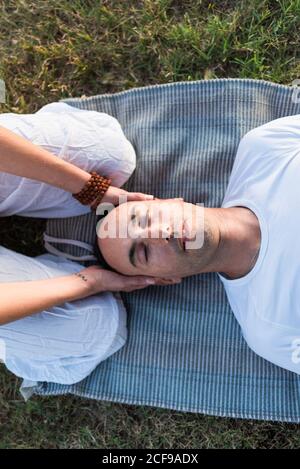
[129,241,150,267]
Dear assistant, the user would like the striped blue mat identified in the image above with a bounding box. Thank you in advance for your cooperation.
[30,79,300,421]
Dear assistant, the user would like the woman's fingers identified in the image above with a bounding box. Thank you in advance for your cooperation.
[122,193,185,203]
[117,275,156,291]
[78,266,182,294]
[84,267,158,293]
[125,192,154,202]
[121,278,182,292]
[153,277,182,286]
[153,197,184,202]
[100,186,185,206]
[101,187,155,206]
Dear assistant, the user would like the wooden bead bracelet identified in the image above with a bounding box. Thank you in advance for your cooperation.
[72,171,111,210]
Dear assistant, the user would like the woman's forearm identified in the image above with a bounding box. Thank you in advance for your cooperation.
[0,125,90,193]
[0,274,93,325]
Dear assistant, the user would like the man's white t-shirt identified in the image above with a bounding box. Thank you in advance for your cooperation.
[218,114,300,375]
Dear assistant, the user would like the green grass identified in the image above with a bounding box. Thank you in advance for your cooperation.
[0,0,300,449]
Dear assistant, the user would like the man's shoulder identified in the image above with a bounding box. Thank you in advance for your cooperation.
[238,114,300,157]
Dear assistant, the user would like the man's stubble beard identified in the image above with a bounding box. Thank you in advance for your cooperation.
[175,220,217,278]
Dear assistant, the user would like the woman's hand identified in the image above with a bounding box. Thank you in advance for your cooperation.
[98,186,185,207]
[78,265,182,294]
[100,186,154,206]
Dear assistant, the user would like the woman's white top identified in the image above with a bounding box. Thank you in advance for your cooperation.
[218,114,300,375]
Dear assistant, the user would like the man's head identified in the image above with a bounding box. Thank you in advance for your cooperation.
[96,198,218,279]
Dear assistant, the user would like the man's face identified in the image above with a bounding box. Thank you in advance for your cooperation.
[97,199,207,278]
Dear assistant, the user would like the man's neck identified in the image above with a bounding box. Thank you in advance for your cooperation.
[203,206,261,280]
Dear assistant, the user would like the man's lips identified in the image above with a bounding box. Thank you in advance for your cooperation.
[177,220,196,251]
[137,242,147,264]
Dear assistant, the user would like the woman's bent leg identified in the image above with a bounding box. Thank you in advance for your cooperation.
[0,102,136,218]
[0,246,127,385]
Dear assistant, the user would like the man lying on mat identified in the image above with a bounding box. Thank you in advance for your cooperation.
[96,114,300,376]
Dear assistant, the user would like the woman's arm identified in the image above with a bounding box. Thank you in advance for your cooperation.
[0,124,155,206]
[0,273,92,325]
[0,266,173,325]
[0,125,90,193]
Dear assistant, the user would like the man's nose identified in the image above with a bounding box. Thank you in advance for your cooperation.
[134,221,171,240]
